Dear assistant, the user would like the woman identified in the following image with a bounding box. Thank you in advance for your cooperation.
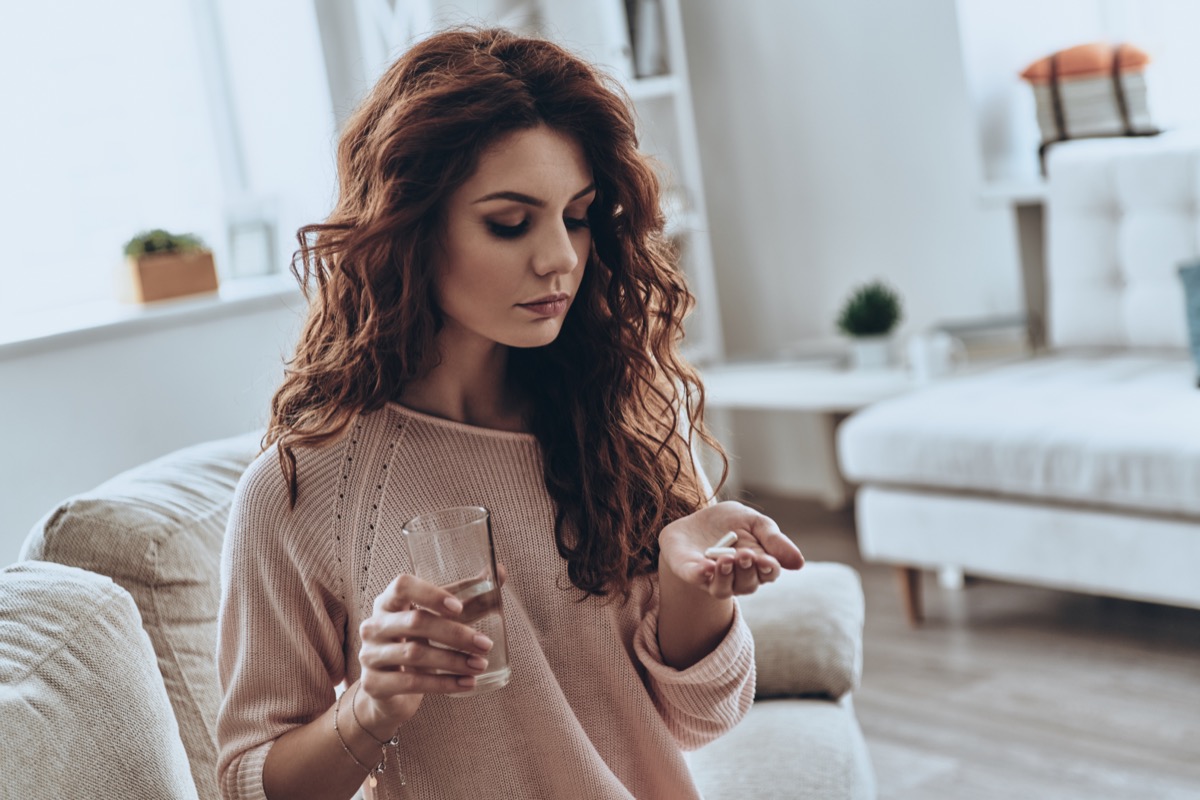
[217,27,804,800]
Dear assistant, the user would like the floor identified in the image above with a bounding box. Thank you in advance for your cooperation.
[750,491,1200,800]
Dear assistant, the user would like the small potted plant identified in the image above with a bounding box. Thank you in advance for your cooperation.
[836,279,904,369]
[123,228,219,303]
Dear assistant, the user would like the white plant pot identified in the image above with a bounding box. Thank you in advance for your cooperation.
[849,336,892,370]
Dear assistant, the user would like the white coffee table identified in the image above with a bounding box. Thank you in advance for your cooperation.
[700,360,916,413]
[696,359,919,508]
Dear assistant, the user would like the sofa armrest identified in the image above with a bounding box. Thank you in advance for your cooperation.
[0,561,199,799]
[737,562,864,699]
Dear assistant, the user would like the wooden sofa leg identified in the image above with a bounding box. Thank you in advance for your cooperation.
[896,567,923,626]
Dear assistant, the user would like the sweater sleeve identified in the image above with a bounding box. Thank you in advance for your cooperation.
[631,576,756,751]
[215,452,348,800]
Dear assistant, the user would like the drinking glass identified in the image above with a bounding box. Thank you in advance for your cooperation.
[401,506,511,696]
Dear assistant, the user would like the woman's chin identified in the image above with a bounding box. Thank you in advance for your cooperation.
[506,324,565,350]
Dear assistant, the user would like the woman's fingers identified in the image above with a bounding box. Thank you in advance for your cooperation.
[744,514,804,571]
[362,665,480,696]
[707,553,736,599]
[730,548,766,594]
[375,573,467,616]
[360,637,490,676]
[362,607,493,655]
[702,546,779,596]
[754,551,781,582]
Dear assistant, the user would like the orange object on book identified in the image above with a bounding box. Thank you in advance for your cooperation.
[1020,42,1150,84]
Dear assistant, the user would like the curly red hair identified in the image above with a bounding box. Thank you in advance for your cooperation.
[267,26,726,599]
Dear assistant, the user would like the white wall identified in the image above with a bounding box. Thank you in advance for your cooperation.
[680,0,1022,497]
[0,298,305,566]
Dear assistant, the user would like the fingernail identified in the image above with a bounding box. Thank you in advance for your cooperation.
[739,556,753,568]
[474,634,494,652]
[760,565,774,574]
[444,597,463,614]
[720,561,733,575]
[467,655,488,670]
[457,676,476,687]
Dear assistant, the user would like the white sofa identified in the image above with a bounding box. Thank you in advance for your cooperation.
[837,132,1200,622]
[1,433,875,798]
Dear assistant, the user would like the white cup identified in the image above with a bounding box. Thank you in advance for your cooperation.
[906,331,966,383]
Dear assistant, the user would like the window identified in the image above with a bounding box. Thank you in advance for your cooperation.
[0,1,337,323]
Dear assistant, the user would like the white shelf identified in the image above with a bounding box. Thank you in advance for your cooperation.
[0,273,303,361]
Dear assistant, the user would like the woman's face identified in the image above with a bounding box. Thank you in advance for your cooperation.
[435,125,595,353]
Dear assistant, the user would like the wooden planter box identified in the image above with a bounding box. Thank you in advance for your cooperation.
[126,250,219,303]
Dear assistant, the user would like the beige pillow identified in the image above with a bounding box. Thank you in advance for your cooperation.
[737,562,865,699]
[686,700,876,800]
[0,561,199,799]
[20,432,263,800]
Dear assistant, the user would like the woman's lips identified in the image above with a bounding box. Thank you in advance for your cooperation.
[518,297,570,317]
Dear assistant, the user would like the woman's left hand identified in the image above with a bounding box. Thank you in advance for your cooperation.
[658,501,805,599]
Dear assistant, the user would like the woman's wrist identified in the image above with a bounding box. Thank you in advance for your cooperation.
[656,556,734,669]
[350,681,404,743]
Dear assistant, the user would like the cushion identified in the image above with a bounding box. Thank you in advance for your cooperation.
[1021,43,1151,84]
[685,698,875,800]
[1046,132,1200,349]
[20,431,263,800]
[738,562,864,700]
[0,561,198,799]
[837,353,1200,516]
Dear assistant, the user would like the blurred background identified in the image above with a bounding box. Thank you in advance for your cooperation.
[6,0,1200,556]
[4,3,1200,796]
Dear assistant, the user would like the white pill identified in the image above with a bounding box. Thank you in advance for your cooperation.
[713,531,738,549]
[704,546,738,559]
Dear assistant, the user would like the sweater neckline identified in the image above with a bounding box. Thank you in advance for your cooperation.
[385,401,539,443]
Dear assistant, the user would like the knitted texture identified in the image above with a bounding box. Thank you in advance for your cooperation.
[0,561,199,799]
[736,563,864,699]
[685,698,876,800]
[216,403,754,800]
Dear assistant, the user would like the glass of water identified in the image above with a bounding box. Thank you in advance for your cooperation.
[401,506,511,696]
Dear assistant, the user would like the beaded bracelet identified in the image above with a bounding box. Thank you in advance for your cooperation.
[333,686,405,788]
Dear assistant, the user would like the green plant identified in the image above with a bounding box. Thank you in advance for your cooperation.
[836,280,903,337]
[123,229,208,259]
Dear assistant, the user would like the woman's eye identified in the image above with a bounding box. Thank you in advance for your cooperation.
[487,220,530,239]
[565,216,590,231]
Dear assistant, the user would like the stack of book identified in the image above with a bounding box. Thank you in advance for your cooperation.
[1021,42,1158,145]
[624,0,668,78]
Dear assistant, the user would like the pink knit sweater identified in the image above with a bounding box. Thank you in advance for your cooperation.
[216,403,755,800]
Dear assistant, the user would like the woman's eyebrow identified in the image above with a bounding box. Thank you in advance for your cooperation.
[473,183,597,207]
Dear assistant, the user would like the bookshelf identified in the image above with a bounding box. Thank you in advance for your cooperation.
[535,0,725,364]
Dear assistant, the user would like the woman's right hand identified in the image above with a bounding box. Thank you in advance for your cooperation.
[353,573,497,739]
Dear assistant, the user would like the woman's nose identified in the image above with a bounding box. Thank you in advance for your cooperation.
[531,221,581,276]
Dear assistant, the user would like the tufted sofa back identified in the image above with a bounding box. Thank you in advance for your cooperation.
[1045,132,1200,350]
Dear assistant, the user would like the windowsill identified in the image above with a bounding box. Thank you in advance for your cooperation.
[0,273,305,362]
